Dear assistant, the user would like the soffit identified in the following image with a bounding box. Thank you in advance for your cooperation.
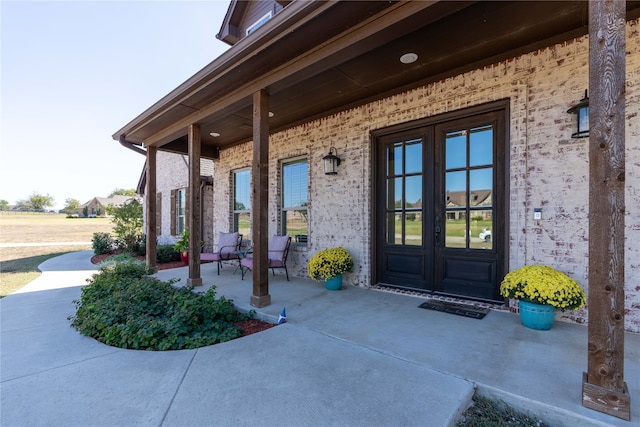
[114,1,640,157]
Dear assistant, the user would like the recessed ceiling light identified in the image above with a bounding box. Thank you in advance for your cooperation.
[269,111,275,117]
[209,132,221,137]
[400,53,418,64]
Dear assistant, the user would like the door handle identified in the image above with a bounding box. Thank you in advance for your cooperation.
[435,215,441,247]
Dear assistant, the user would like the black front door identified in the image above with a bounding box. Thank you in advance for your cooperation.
[375,102,506,302]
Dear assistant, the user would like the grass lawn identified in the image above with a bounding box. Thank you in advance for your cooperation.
[0,213,114,297]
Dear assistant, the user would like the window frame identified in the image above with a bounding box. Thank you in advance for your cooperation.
[281,157,309,242]
[177,188,186,235]
[232,168,251,239]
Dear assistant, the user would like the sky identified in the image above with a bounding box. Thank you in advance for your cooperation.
[1,0,231,210]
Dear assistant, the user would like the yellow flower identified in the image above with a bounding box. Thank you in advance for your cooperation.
[308,247,354,281]
[500,265,586,311]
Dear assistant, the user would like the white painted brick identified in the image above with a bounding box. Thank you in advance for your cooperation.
[150,20,640,332]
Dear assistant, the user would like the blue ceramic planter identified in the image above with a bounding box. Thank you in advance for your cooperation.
[325,274,343,290]
[519,300,556,330]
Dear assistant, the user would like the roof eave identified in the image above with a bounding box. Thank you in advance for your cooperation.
[111,0,330,144]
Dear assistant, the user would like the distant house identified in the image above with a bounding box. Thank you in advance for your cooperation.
[78,195,140,217]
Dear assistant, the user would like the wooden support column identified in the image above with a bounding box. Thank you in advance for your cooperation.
[187,124,202,286]
[145,145,157,272]
[250,89,271,307]
[582,0,629,420]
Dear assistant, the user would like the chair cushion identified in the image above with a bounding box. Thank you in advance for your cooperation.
[268,235,289,261]
[218,232,239,257]
[240,257,253,269]
[201,253,221,262]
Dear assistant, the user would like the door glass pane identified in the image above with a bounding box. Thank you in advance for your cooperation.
[385,212,404,245]
[405,140,422,174]
[445,171,466,207]
[469,168,492,206]
[386,144,397,176]
[445,211,466,248]
[446,131,466,169]
[405,212,422,245]
[469,125,493,167]
[386,178,401,210]
[384,138,423,246]
[405,175,422,207]
[393,143,403,175]
[470,210,493,250]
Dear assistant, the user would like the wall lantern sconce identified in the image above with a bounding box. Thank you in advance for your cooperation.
[323,147,341,175]
[567,89,589,138]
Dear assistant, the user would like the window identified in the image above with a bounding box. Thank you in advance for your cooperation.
[177,188,186,234]
[246,12,272,36]
[444,125,494,250]
[233,169,251,239]
[384,138,423,246]
[281,158,308,240]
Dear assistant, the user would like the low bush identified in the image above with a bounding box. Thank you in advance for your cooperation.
[97,254,151,276]
[69,256,250,350]
[157,244,180,263]
[92,232,114,255]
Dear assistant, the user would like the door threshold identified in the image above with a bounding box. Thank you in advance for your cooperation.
[371,284,509,312]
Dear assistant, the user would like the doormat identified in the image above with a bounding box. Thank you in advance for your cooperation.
[419,300,490,319]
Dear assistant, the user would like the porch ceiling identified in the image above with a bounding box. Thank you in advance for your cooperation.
[113,1,640,157]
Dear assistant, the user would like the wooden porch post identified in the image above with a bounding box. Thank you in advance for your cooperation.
[187,123,202,286]
[250,89,271,307]
[582,0,630,420]
[145,145,157,272]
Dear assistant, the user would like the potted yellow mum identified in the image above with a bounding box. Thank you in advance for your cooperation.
[500,265,586,330]
[308,247,354,290]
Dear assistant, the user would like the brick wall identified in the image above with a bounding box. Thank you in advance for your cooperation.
[159,20,640,331]
[148,151,215,247]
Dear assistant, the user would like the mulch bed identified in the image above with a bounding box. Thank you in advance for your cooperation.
[90,252,277,337]
[234,318,277,336]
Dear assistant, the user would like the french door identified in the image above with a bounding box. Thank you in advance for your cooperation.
[375,102,506,302]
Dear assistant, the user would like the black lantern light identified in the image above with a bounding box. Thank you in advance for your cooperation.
[567,89,589,138]
[323,147,341,175]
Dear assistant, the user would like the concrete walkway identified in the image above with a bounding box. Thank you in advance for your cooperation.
[1,251,638,426]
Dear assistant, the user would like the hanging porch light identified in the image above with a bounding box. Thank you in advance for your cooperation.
[567,89,590,138]
[323,147,341,175]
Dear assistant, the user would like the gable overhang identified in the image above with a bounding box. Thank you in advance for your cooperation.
[113,0,640,157]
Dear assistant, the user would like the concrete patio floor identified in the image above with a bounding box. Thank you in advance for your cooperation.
[1,251,638,426]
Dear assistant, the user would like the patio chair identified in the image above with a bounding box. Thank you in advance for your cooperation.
[201,232,243,275]
[240,235,291,281]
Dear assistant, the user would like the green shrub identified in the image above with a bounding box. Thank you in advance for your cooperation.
[107,199,143,255]
[69,257,250,350]
[92,232,114,255]
[136,234,147,257]
[97,254,151,276]
[157,245,180,263]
